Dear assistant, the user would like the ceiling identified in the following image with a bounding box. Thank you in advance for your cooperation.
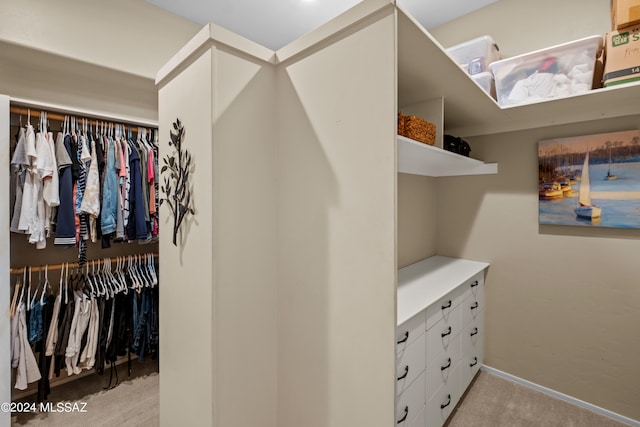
[146,0,498,51]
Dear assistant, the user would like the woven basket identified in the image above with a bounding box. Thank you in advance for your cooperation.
[398,111,436,146]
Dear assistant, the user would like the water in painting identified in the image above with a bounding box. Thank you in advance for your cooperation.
[538,130,640,228]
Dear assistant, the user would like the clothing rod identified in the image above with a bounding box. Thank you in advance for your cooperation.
[9,253,159,275]
[9,106,157,132]
[9,97,158,128]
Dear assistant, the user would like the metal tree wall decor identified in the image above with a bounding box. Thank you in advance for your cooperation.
[160,118,195,246]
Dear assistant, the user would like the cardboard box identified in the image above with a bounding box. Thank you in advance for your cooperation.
[612,0,640,30]
[603,24,640,87]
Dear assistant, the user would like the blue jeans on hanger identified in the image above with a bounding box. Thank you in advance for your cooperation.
[132,289,150,361]
[28,300,43,345]
[101,137,119,235]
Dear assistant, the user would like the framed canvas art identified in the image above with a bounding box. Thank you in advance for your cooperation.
[539,130,640,228]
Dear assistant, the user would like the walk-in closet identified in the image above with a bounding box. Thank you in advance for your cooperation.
[3,98,160,423]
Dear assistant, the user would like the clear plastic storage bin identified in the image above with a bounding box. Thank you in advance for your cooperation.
[489,35,604,107]
[472,71,496,99]
[447,35,501,75]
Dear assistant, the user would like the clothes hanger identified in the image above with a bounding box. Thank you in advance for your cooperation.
[41,264,50,304]
[128,255,139,290]
[85,262,94,297]
[10,276,22,319]
[26,266,32,311]
[96,259,108,299]
[30,266,43,308]
[105,258,117,295]
[116,257,128,295]
[136,254,151,288]
[63,262,69,305]
[135,254,148,289]
[147,254,158,287]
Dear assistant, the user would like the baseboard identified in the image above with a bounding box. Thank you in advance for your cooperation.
[481,365,640,427]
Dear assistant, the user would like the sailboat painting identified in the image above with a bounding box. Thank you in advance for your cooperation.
[538,130,640,228]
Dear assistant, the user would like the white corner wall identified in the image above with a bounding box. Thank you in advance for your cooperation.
[157,30,278,427]
[275,7,397,426]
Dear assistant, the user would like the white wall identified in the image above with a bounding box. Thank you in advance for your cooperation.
[398,173,437,268]
[276,7,397,425]
[0,0,199,79]
[157,28,278,427]
[436,115,640,420]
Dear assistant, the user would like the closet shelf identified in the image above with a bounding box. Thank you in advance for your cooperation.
[396,5,640,138]
[397,135,497,177]
[397,255,489,326]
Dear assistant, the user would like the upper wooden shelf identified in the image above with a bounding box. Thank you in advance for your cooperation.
[397,135,497,177]
[396,5,640,138]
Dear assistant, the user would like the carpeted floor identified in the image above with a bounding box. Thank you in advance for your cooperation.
[12,359,159,427]
[446,370,632,427]
[12,365,633,426]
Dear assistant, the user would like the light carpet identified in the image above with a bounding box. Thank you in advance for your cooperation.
[446,370,632,427]
[13,373,159,427]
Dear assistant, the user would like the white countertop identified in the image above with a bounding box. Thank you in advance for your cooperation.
[397,256,489,325]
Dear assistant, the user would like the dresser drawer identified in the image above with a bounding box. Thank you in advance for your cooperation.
[397,310,426,353]
[425,287,464,330]
[461,319,483,357]
[397,332,426,396]
[425,334,460,401]
[461,291,483,327]
[459,273,484,304]
[426,365,460,427]
[426,303,461,362]
[460,352,483,392]
[396,370,426,426]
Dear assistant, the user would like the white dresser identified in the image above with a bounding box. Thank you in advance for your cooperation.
[396,256,488,426]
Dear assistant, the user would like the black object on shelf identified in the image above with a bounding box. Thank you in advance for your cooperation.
[443,134,471,157]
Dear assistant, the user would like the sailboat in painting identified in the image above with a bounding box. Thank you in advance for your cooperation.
[575,152,601,219]
[605,144,617,180]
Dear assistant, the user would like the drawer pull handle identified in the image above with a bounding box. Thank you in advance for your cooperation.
[470,302,479,310]
[470,357,478,367]
[397,406,408,424]
[441,300,452,310]
[397,365,409,381]
[470,327,479,337]
[440,394,451,409]
[441,326,452,337]
[470,280,479,288]
[397,331,409,344]
[440,358,451,371]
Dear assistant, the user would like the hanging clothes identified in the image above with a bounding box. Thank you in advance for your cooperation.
[11,126,28,234]
[79,139,101,242]
[126,143,148,240]
[54,133,77,247]
[11,300,42,390]
[101,136,119,242]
